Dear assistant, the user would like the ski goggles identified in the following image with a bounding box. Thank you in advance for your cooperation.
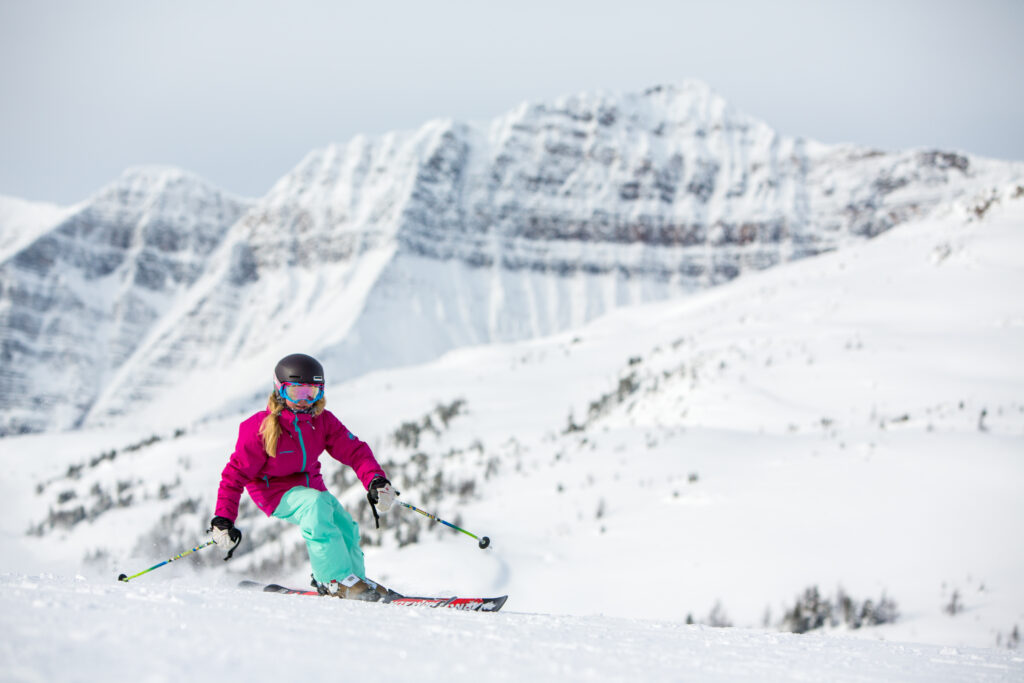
[278,382,324,403]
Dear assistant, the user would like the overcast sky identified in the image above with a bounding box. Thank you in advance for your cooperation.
[2,0,1022,205]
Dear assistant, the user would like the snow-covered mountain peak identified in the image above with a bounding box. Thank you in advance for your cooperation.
[86,166,249,217]
[109,164,215,188]
[0,169,252,434]
[505,80,764,144]
[531,79,731,118]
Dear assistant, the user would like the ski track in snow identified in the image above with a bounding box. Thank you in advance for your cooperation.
[1,573,1021,683]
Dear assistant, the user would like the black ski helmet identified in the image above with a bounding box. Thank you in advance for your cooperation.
[274,353,325,387]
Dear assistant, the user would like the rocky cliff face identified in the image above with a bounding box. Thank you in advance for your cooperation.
[398,85,992,280]
[1,82,1019,434]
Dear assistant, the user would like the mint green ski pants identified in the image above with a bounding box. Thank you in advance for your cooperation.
[272,487,365,585]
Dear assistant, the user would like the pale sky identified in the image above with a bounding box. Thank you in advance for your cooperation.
[1,0,1022,205]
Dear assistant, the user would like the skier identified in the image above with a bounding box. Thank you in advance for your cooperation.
[208,352,397,600]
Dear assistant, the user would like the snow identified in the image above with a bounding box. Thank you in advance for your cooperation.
[1,177,1023,678]
[1,574,1021,683]
[0,194,72,263]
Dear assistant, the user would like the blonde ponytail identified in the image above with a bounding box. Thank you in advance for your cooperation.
[259,390,327,457]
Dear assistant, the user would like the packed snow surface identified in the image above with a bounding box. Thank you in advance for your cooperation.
[0,574,1021,683]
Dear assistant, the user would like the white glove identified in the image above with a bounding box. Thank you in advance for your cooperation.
[368,477,398,513]
[210,526,234,546]
[375,483,397,513]
[208,517,242,560]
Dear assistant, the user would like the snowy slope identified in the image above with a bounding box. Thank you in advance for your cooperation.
[0,195,72,263]
[0,573,1021,683]
[343,182,1024,649]
[4,182,1021,661]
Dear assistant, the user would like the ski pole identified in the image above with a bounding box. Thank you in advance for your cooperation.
[397,501,491,549]
[117,540,216,582]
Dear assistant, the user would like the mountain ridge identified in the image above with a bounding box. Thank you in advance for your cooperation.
[1,81,1021,434]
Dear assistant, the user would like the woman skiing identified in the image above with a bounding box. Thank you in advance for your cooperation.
[208,352,397,600]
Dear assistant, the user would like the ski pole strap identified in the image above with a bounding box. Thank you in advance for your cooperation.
[370,501,380,529]
[223,531,241,561]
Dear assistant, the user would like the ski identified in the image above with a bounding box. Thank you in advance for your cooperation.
[237,580,508,612]
[239,580,319,596]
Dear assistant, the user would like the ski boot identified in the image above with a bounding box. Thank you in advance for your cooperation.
[312,574,395,602]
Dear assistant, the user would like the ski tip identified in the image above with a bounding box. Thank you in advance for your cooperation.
[238,580,321,596]
[484,595,509,612]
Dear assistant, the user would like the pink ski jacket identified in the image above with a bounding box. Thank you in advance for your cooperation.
[214,407,386,522]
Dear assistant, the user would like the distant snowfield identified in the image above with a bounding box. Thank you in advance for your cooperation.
[1,185,1022,679]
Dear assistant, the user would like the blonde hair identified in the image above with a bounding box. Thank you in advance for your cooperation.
[259,390,326,457]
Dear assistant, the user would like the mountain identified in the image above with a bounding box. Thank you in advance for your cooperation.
[0,168,251,434]
[1,81,1022,435]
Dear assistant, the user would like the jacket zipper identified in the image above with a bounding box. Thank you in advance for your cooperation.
[293,415,310,488]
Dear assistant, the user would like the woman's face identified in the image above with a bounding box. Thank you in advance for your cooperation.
[284,397,313,411]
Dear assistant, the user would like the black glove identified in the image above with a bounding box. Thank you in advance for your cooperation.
[208,516,242,560]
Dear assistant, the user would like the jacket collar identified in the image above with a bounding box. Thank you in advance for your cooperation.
[279,408,315,425]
